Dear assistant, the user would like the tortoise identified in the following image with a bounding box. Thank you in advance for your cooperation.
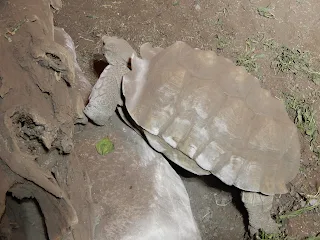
[84,36,301,235]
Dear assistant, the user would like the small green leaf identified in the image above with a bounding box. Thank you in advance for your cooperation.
[86,15,99,19]
[256,53,266,59]
[306,128,315,136]
[96,137,114,155]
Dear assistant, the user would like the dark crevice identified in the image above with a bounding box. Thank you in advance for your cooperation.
[92,53,108,77]
[11,111,48,155]
[61,77,71,87]
[38,53,71,87]
[170,160,249,232]
[51,171,57,182]
[92,53,132,78]
[45,53,62,68]
[0,193,49,240]
[35,84,56,114]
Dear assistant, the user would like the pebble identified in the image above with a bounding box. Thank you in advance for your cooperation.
[300,200,306,207]
[290,189,295,196]
[195,4,201,11]
[308,199,318,206]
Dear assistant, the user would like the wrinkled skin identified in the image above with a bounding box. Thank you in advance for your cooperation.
[83,36,137,125]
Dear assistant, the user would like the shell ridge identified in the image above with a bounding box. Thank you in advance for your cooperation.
[159,44,200,141]
[162,45,225,151]
[217,155,247,186]
[123,54,150,112]
[277,125,300,184]
[179,92,228,160]
[140,42,164,60]
[209,156,232,180]
[185,75,233,158]
[178,120,209,158]
[243,75,261,98]
[161,73,201,146]
[178,68,229,158]
[158,72,193,137]
[233,161,259,193]
[142,43,186,134]
[260,160,277,195]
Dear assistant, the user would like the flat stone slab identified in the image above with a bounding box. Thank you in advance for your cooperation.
[73,115,201,240]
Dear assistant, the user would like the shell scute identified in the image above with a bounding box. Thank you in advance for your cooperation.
[209,97,255,146]
[178,122,211,159]
[123,41,300,195]
[247,115,295,158]
[162,116,192,148]
[233,162,262,192]
[246,86,289,123]
[178,43,219,79]
[195,141,232,172]
[217,66,261,98]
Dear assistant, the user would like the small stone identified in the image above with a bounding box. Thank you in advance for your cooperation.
[300,200,306,207]
[195,4,201,11]
[308,199,318,206]
[29,15,39,22]
[289,189,295,196]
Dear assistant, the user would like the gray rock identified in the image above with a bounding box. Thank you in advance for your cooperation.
[73,114,201,240]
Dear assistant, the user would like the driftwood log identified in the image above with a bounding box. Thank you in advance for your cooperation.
[0,0,92,239]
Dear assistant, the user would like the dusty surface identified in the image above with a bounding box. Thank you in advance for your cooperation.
[0,0,90,239]
[177,168,248,239]
[54,0,320,239]
[71,115,201,240]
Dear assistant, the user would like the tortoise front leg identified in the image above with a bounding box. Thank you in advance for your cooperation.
[241,191,281,236]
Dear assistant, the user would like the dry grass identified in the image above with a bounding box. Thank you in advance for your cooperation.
[272,46,320,85]
[284,93,320,158]
[257,6,275,19]
[235,38,265,73]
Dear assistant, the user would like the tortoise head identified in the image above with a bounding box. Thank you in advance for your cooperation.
[101,35,137,66]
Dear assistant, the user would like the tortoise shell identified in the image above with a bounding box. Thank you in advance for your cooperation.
[122,41,300,195]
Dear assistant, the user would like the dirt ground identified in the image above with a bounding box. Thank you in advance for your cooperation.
[54,0,320,239]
